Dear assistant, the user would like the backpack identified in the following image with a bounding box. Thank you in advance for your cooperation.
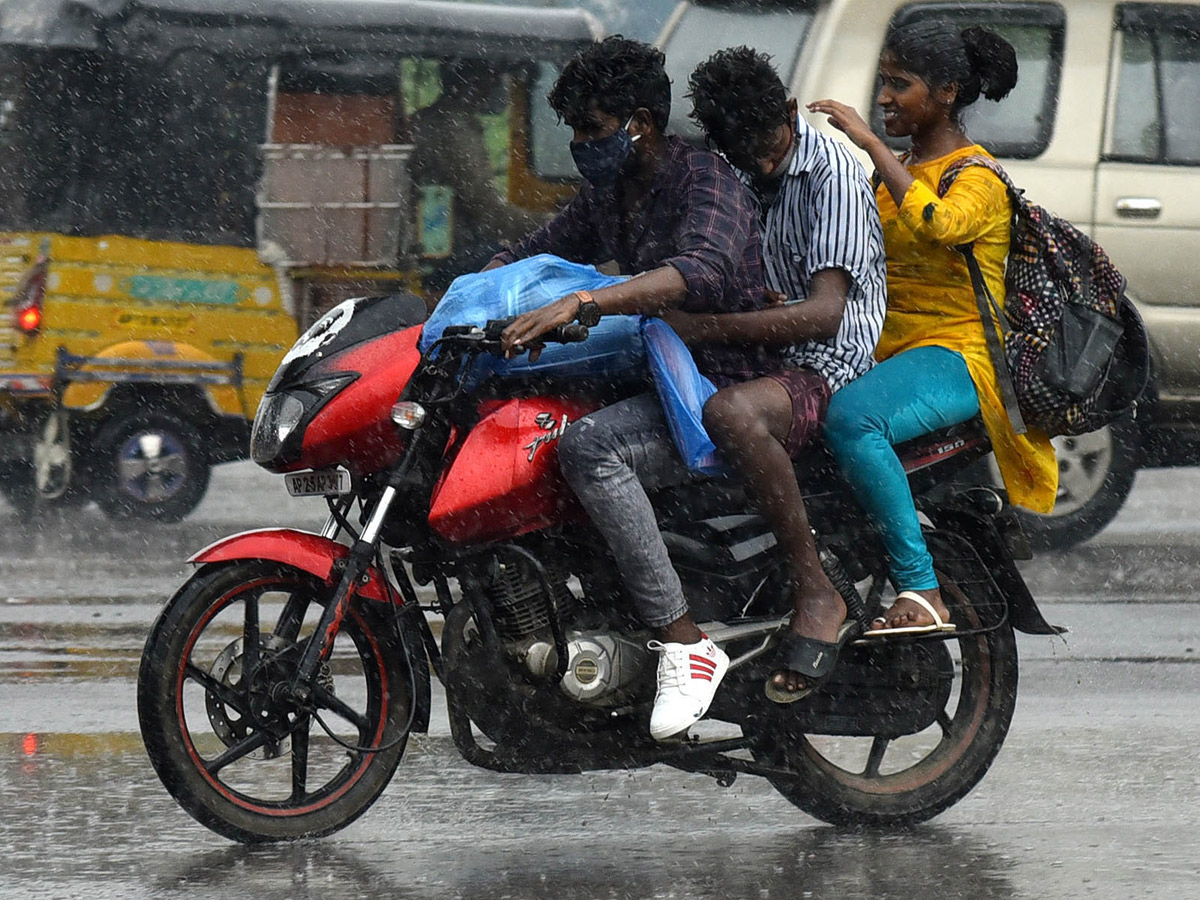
[938,155,1150,437]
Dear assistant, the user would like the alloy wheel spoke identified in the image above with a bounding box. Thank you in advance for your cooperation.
[206,728,272,774]
[160,455,188,477]
[243,595,260,684]
[863,736,889,777]
[291,717,311,801]
[118,457,151,482]
[1061,429,1111,457]
[936,710,953,739]
[185,662,252,718]
[274,592,310,642]
[312,683,372,738]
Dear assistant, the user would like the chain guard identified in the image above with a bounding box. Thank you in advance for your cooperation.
[771,640,955,738]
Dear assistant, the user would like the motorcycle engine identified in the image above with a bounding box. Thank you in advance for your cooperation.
[518,631,652,706]
[481,555,651,706]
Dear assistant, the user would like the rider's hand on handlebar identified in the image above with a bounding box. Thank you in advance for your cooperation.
[501,295,578,359]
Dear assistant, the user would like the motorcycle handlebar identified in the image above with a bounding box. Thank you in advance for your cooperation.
[479,318,590,346]
[549,322,591,344]
[432,319,590,359]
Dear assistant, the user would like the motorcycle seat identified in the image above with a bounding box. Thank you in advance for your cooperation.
[652,416,993,526]
[894,415,991,476]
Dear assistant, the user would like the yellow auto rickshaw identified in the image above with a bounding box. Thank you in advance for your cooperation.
[0,0,598,520]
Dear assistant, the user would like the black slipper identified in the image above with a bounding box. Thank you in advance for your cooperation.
[764,621,855,705]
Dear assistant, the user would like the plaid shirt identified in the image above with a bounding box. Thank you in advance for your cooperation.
[491,136,779,383]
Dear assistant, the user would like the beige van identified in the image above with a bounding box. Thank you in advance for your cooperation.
[659,0,1200,548]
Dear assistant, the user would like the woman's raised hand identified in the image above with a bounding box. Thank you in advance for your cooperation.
[807,100,876,150]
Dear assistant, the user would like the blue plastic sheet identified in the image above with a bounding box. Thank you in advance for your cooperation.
[421,255,725,473]
[642,318,729,475]
[498,314,645,380]
[420,254,644,379]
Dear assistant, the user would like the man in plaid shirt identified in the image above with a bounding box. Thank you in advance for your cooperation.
[490,37,769,740]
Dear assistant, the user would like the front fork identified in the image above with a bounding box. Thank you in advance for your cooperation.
[284,398,452,702]
[287,484,401,702]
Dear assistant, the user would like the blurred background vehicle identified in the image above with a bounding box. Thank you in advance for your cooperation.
[0,0,600,521]
[657,0,1200,549]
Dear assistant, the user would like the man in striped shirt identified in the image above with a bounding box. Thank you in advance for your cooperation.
[672,47,887,702]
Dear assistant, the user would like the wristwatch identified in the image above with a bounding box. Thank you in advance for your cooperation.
[573,290,602,327]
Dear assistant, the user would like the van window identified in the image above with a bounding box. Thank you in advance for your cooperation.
[139,50,266,245]
[1109,8,1200,165]
[874,3,1065,159]
[660,3,815,142]
[402,58,515,192]
[0,51,97,234]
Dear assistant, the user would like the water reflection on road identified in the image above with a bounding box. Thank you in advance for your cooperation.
[5,730,1022,900]
[2,464,1199,899]
[161,827,1021,900]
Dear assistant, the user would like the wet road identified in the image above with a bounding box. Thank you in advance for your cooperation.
[2,463,1199,899]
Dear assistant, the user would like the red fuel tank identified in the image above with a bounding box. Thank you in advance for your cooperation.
[428,396,597,543]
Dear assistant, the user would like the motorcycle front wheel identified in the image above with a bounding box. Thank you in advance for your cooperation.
[137,560,412,843]
[765,572,1018,827]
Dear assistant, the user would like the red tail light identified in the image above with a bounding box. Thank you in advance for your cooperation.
[12,253,47,335]
[17,303,41,332]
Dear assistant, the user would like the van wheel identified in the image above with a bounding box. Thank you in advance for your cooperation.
[990,415,1139,551]
[93,410,210,523]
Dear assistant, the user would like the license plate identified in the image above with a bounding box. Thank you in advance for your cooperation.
[284,468,351,497]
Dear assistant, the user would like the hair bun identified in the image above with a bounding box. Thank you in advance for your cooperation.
[961,26,1018,102]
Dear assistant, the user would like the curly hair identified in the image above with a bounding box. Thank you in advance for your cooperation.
[687,46,790,160]
[548,36,671,132]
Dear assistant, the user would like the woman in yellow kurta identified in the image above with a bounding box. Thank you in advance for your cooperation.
[808,20,1058,634]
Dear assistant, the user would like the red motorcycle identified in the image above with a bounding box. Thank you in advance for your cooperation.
[137,293,1060,843]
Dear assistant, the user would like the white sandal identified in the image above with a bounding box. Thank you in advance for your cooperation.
[863,591,956,637]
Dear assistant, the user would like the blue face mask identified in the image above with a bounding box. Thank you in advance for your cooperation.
[570,116,641,187]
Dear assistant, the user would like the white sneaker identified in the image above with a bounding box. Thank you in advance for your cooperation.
[647,635,729,741]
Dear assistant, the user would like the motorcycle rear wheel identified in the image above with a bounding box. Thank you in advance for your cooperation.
[137,560,412,842]
[766,575,1017,827]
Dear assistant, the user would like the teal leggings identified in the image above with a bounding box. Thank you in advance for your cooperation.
[824,346,981,591]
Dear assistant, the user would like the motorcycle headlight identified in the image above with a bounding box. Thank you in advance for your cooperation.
[251,373,357,466]
[251,393,305,465]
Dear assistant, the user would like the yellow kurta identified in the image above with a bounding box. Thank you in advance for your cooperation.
[875,145,1058,513]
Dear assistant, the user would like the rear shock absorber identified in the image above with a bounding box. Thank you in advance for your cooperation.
[817,539,868,627]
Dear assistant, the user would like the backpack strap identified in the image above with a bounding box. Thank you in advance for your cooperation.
[938,155,1028,435]
[957,245,1027,435]
[938,154,1024,207]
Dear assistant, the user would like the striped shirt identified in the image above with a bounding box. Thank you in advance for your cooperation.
[737,116,887,392]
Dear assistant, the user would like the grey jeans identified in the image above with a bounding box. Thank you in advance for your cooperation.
[558,392,694,629]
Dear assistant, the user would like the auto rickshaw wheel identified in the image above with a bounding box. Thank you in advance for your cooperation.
[92,408,211,522]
